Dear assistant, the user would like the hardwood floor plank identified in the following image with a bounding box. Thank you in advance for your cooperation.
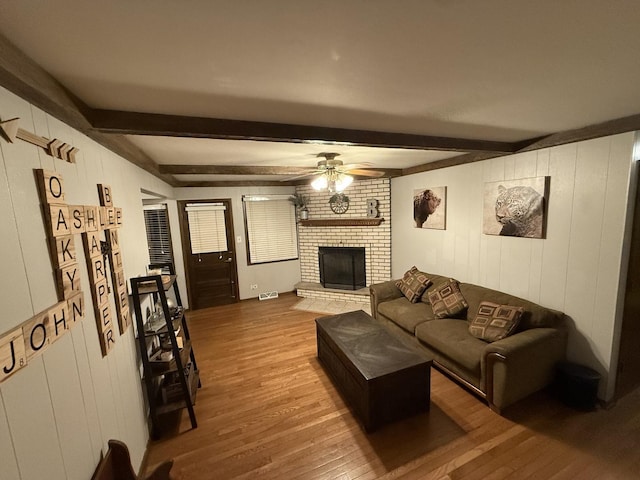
[144,294,640,479]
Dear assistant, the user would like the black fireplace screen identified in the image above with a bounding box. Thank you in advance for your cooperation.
[318,246,366,290]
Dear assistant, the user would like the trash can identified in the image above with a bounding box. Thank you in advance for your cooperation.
[554,361,601,410]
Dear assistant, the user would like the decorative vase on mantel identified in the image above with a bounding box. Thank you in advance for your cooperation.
[299,207,309,220]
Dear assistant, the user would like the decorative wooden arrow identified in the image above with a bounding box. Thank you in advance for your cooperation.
[0,117,79,163]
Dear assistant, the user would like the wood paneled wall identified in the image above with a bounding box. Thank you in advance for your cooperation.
[391,133,637,402]
[0,86,172,479]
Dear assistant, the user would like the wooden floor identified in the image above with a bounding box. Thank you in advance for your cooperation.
[145,293,640,479]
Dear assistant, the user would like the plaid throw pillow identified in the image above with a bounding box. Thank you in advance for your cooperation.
[396,266,432,303]
[469,301,524,342]
[427,279,468,318]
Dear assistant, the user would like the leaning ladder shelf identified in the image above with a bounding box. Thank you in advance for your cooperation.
[130,263,200,438]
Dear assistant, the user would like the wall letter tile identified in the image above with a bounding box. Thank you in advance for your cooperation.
[67,291,85,327]
[56,263,81,299]
[97,184,113,207]
[22,311,51,361]
[48,301,70,340]
[0,327,27,383]
[69,205,85,234]
[50,235,76,269]
[47,204,71,237]
[35,169,65,204]
[82,231,102,259]
[84,206,98,232]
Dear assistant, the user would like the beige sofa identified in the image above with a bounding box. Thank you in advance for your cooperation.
[370,272,567,412]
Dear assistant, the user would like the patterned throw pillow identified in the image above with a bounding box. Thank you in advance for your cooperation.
[396,266,432,303]
[427,279,468,318]
[469,301,524,342]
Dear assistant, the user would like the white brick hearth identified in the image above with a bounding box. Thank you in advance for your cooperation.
[295,178,392,308]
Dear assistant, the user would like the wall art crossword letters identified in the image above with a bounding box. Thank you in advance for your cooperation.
[0,169,131,384]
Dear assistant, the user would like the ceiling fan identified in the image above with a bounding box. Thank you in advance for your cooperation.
[291,152,387,192]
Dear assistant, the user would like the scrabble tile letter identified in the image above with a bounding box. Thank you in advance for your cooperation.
[0,328,27,383]
[35,169,65,204]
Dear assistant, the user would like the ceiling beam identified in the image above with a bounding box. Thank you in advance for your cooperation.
[403,151,510,175]
[0,33,177,185]
[160,164,404,177]
[174,180,300,187]
[160,165,314,175]
[0,33,92,131]
[4,32,640,185]
[515,113,640,152]
[89,109,519,154]
[403,113,640,175]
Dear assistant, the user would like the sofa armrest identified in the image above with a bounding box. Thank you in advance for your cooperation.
[482,327,567,411]
[369,280,402,319]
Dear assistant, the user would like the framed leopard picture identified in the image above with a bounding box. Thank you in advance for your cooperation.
[483,176,550,238]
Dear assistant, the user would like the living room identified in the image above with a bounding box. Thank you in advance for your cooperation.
[1,2,640,479]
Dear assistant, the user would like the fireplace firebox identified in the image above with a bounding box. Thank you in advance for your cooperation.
[318,246,366,290]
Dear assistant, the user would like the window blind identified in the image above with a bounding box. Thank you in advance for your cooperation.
[243,195,298,264]
[143,204,174,266]
[185,203,228,254]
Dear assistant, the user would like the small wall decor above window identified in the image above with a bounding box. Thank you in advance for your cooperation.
[483,176,549,238]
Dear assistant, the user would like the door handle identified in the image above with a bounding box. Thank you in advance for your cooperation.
[225,258,233,263]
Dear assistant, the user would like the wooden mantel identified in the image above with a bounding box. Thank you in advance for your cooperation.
[299,218,384,227]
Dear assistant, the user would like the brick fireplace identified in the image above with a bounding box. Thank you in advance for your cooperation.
[295,178,391,309]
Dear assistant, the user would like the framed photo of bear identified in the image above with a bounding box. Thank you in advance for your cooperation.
[413,186,446,229]
[483,176,550,238]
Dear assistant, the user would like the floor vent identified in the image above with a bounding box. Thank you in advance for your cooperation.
[259,291,279,301]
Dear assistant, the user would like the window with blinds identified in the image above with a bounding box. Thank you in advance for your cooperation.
[143,204,174,266]
[243,195,299,264]
[185,203,228,254]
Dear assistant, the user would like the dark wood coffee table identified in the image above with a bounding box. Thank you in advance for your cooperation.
[315,310,432,431]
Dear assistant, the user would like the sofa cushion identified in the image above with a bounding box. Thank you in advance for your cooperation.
[415,319,484,374]
[469,301,524,342]
[378,297,434,333]
[427,279,469,318]
[395,266,432,303]
[459,283,564,330]
[419,273,449,303]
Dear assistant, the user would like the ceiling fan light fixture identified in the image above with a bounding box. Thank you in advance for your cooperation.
[334,174,353,192]
[311,175,328,191]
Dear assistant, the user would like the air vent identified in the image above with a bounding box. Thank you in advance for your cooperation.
[259,291,279,301]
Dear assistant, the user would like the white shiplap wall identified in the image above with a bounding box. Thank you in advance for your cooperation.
[0,86,172,479]
[391,133,637,401]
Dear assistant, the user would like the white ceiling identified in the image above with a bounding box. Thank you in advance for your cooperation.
[1,0,639,183]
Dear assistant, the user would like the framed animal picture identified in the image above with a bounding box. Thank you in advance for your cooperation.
[483,176,549,238]
[413,186,446,229]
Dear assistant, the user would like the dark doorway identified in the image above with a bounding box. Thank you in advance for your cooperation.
[319,246,366,290]
[616,171,640,399]
[178,199,239,310]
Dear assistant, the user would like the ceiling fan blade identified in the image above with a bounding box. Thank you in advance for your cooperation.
[347,169,386,177]
[279,170,321,181]
[340,162,373,171]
